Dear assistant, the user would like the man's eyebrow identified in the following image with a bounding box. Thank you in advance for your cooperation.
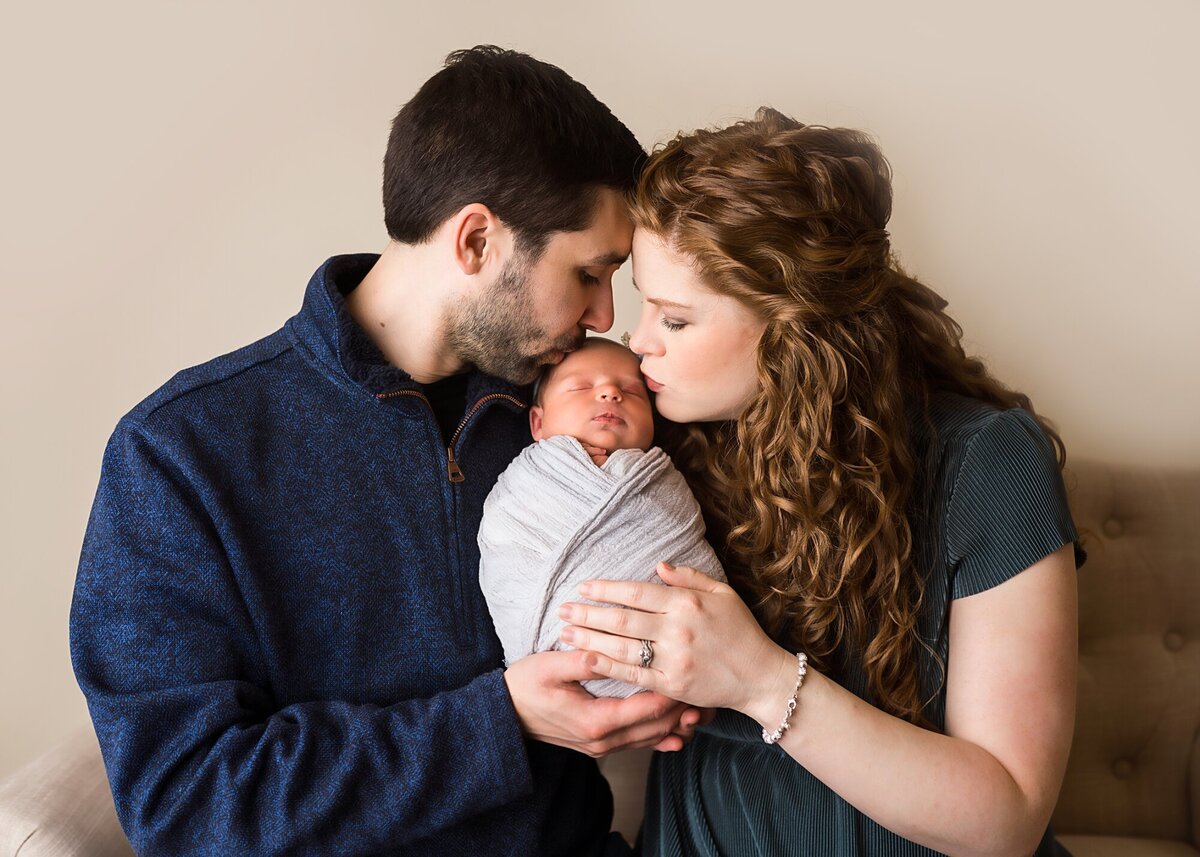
[631,277,691,309]
[584,252,629,267]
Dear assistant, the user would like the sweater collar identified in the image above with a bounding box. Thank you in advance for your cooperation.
[289,254,529,404]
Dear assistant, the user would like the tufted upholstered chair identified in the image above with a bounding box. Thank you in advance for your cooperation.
[2,460,1196,856]
[1051,460,1200,857]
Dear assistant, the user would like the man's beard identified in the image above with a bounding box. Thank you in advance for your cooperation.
[442,256,582,385]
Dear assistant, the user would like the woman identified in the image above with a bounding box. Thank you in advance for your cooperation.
[558,108,1083,856]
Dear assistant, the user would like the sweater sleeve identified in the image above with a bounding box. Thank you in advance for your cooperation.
[944,408,1084,600]
[69,420,534,856]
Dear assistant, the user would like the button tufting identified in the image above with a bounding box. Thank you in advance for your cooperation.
[1164,631,1185,652]
[1102,518,1124,538]
[1112,758,1135,779]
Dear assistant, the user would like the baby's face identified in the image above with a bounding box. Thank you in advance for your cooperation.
[529,342,654,452]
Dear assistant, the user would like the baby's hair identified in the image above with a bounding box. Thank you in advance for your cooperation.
[532,337,640,405]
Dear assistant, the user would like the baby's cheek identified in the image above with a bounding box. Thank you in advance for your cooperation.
[539,408,584,441]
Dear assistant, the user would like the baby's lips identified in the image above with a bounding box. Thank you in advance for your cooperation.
[591,412,626,424]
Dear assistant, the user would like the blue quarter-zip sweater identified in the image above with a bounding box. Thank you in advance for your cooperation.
[70,255,624,856]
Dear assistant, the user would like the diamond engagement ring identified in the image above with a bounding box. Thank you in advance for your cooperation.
[639,639,654,669]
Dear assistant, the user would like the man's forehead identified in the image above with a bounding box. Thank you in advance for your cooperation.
[542,230,629,265]
[550,193,634,261]
[557,222,632,260]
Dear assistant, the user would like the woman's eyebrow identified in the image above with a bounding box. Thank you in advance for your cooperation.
[631,277,691,309]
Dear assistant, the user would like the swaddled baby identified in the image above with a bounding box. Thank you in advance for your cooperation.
[478,338,726,697]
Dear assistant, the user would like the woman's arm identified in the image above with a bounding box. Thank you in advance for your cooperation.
[561,542,1077,857]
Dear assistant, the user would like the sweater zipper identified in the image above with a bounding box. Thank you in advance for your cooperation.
[375,389,527,483]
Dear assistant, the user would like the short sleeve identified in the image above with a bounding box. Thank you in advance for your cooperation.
[945,408,1083,599]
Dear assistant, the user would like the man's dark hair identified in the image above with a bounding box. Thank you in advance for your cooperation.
[383,45,646,256]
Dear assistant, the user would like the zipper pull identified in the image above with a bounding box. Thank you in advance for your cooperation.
[446,447,465,483]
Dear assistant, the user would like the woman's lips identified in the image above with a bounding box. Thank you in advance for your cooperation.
[642,372,664,393]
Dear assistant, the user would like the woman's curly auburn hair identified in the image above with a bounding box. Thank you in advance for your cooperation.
[631,107,1066,726]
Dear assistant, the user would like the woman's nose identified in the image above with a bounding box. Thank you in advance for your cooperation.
[628,312,661,357]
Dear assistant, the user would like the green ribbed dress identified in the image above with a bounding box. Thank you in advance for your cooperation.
[639,391,1085,857]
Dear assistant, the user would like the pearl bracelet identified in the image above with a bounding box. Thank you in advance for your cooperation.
[761,652,808,745]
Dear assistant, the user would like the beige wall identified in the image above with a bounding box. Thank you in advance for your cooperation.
[2,0,1197,778]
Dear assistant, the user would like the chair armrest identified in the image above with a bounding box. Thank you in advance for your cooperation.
[0,728,134,856]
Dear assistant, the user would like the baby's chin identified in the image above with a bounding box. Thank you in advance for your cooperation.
[575,426,653,453]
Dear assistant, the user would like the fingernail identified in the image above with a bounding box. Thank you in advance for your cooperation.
[579,582,593,597]
[659,561,675,572]
[558,604,572,619]
[560,627,576,642]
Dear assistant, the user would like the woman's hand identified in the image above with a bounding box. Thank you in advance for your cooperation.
[558,561,792,714]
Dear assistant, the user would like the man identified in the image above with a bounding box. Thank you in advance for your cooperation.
[70,46,697,856]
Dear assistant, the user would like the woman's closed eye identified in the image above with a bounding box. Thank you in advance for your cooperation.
[661,316,687,332]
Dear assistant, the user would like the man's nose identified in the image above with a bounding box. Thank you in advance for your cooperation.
[580,282,615,334]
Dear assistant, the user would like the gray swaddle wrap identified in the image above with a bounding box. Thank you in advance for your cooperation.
[478,434,726,697]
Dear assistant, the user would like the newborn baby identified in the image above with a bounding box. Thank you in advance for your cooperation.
[478,338,726,697]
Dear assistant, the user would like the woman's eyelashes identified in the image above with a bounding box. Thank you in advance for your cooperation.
[661,316,687,332]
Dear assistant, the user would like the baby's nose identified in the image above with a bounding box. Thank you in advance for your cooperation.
[597,386,622,401]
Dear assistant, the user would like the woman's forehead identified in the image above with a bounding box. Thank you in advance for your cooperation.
[632,231,716,304]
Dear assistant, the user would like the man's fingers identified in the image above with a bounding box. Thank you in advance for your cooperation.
[651,734,685,752]
[588,733,683,755]
[595,689,677,722]
[539,648,609,683]
[671,707,702,741]
[587,703,687,753]
[585,686,681,734]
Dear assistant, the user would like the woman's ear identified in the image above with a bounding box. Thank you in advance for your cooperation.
[529,405,545,441]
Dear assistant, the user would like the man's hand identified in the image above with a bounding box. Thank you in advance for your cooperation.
[581,443,609,467]
[504,650,700,757]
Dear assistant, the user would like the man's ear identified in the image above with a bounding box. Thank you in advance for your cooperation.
[449,203,508,277]
[529,405,545,441]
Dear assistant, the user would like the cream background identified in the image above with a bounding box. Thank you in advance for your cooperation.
[1,0,1197,779]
